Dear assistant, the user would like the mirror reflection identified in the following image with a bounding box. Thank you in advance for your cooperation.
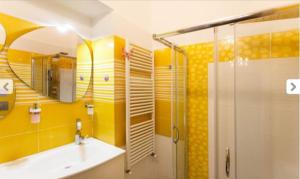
[7,27,92,103]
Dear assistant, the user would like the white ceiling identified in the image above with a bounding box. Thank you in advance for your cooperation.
[101,1,152,33]
[28,0,112,26]
[54,0,111,19]
[101,0,299,34]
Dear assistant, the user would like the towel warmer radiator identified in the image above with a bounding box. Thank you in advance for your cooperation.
[125,43,156,173]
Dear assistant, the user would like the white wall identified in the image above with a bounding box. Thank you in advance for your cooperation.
[92,11,152,49]
[126,135,173,179]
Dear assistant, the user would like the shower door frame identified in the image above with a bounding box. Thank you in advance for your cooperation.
[209,25,238,179]
[171,45,189,179]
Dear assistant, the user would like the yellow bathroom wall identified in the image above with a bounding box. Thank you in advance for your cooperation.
[154,48,172,137]
[92,36,115,145]
[92,36,126,147]
[114,36,126,147]
[154,29,299,179]
[92,36,152,148]
[0,13,93,163]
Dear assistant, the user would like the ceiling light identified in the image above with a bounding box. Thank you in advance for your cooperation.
[56,24,73,33]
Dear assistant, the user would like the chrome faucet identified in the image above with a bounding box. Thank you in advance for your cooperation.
[75,118,83,145]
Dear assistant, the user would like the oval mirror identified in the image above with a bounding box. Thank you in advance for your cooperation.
[0,23,16,119]
[7,26,92,103]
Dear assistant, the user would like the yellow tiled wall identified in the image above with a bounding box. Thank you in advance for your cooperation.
[114,36,126,147]
[154,29,299,179]
[154,48,172,137]
[0,13,93,163]
[92,36,126,147]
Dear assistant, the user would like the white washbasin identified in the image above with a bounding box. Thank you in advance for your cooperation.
[0,138,125,179]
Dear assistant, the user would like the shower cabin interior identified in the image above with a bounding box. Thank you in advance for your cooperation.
[153,4,299,179]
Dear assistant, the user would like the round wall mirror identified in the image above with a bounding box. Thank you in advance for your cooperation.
[0,23,16,119]
[7,26,92,103]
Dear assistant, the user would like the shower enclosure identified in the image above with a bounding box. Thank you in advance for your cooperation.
[154,4,299,179]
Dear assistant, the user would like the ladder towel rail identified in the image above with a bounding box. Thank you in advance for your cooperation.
[125,43,155,173]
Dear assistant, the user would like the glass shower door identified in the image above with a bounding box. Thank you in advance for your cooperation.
[215,14,299,179]
[172,47,187,179]
[215,24,236,179]
[235,17,299,179]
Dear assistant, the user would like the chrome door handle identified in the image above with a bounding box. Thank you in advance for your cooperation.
[173,126,179,144]
[225,147,230,177]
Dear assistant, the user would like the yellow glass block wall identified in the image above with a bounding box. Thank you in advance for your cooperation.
[154,29,299,179]
[184,42,213,179]
[0,13,93,163]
